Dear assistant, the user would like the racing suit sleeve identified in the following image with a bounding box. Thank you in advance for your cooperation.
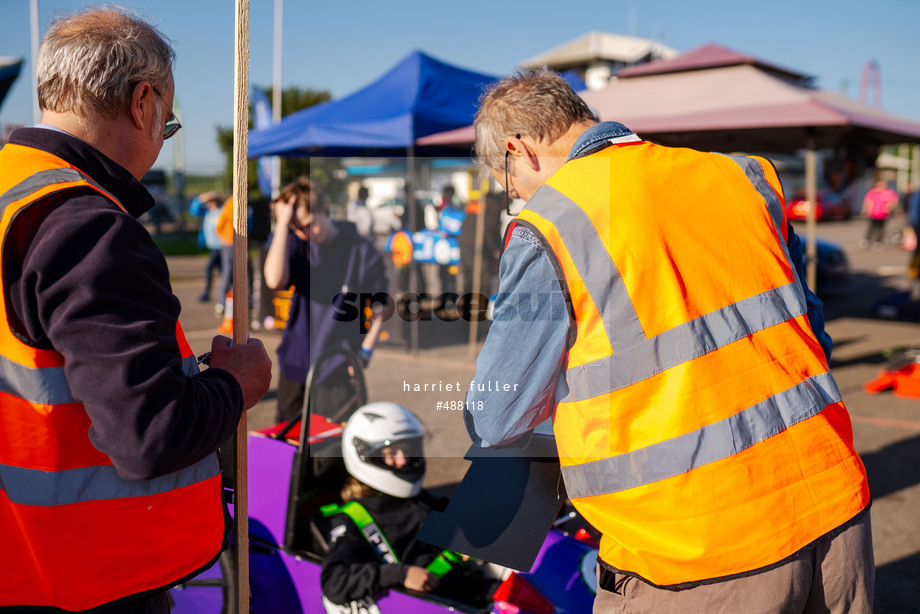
[464,225,571,448]
[786,222,833,362]
[320,517,404,604]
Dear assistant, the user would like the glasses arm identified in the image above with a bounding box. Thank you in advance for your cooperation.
[504,151,514,217]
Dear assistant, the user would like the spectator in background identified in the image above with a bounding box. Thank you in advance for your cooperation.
[215,196,235,317]
[264,176,389,424]
[347,185,374,238]
[439,185,461,213]
[399,183,427,232]
[189,191,225,303]
[860,177,899,250]
[214,197,256,331]
[398,183,427,294]
[458,192,503,297]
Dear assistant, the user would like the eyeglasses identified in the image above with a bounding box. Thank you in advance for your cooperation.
[152,87,182,140]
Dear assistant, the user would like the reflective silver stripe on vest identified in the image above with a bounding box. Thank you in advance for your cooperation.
[0,454,220,506]
[0,168,86,213]
[557,281,807,402]
[526,185,647,352]
[1,168,161,404]
[0,353,197,405]
[724,155,809,300]
[560,371,842,499]
[0,167,125,216]
[0,354,74,404]
[536,153,808,403]
[723,156,786,234]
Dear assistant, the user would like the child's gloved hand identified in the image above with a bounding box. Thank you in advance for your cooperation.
[402,565,439,593]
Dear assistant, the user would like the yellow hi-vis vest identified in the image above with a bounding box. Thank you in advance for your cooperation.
[0,143,227,610]
[515,139,870,587]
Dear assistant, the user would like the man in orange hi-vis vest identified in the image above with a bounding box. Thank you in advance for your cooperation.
[215,195,236,322]
[0,7,271,612]
[464,69,872,613]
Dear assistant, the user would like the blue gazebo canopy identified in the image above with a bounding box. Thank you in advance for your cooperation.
[248,50,498,157]
[0,58,24,114]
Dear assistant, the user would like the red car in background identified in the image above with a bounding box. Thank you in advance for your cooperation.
[786,189,853,221]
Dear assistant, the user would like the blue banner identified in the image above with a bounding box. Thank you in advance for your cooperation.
[251,86,274,197]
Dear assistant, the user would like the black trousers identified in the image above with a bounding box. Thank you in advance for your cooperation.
[865,218,887,244]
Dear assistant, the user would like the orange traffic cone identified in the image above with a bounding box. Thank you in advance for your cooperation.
[863,362,920,399]
[217,290,233,334]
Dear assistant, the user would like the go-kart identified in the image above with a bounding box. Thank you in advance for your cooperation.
[168,347,599,613]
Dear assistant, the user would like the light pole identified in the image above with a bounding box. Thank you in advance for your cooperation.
[30,0,40,125]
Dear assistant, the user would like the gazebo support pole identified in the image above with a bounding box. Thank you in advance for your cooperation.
[408,146,419,353]
[467,174,487,358]
[805,134,818,290]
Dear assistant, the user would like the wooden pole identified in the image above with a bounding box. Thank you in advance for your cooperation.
[232,0,250,610]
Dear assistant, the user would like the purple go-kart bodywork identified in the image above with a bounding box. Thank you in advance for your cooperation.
[168,348,599,613]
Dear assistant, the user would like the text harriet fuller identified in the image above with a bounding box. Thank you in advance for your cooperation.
[402,380,520,392]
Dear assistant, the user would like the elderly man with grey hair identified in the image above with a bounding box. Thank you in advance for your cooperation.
[463,69,873,613]
[0,6,271,612]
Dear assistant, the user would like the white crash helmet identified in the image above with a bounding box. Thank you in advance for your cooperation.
[342,402,426,498]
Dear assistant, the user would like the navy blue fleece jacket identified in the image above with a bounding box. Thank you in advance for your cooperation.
[4,127,243,481]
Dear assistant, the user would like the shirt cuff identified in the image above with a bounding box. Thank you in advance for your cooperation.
[378,562,405,588]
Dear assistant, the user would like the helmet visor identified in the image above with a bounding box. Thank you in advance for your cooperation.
[354,435,426,482]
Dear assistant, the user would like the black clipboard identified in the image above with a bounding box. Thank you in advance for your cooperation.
[416,432,565,572]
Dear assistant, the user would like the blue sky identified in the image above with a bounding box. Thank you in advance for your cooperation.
[2,0,919,174]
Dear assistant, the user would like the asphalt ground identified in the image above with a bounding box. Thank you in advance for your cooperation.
[166,215,920,612]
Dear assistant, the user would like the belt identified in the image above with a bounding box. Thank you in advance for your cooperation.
[598,565,621,594]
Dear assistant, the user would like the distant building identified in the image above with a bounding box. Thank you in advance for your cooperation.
[520,31,678,90]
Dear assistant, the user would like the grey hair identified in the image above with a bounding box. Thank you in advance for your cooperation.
[474,68,596,171]
[37,6,175,121]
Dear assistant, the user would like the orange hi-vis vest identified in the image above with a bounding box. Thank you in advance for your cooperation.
[0,143,227,610]
[515,138,870,588]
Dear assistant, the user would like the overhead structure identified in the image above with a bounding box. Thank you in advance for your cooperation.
[519,30,678,91]
[578,43,920,153]
[422,43,920,155]
[418,42,920,288]
[582,43,920,289]
[247,50,497,158]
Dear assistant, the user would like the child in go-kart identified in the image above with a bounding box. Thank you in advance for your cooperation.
[319,402,478,613]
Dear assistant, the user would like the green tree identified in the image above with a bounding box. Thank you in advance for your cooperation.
[216,86,347,203]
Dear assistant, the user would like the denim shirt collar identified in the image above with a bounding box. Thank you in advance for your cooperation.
[568,121,640,160]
